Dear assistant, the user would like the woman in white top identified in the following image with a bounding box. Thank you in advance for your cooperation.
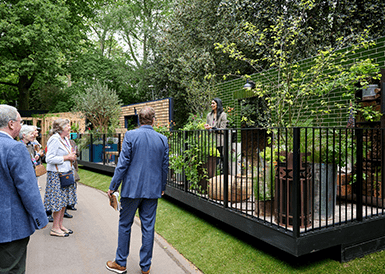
[43,119,77,237]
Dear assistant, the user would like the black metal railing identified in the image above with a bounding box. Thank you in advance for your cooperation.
[75,133,122,166]
[167,127,385,235]
[69,127,385,235]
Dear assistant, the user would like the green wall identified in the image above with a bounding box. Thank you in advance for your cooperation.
[216,36,385,128]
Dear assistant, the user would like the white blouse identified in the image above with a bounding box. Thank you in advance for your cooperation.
[46,133,74,172]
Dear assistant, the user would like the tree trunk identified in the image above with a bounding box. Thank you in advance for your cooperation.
[17,75,34,110]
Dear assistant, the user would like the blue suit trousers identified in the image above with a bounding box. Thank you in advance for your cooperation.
[115,198,158,272]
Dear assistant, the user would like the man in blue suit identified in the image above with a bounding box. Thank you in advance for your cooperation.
[106,106,169,274]
[0,105,48,273]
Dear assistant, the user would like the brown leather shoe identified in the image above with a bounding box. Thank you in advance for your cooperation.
[141,267,151,274]
[105,260,127,274]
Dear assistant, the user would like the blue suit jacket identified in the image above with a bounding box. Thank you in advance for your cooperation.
[0,132,48,243]
[109,125,169,199]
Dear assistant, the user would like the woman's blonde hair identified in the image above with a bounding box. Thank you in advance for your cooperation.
[51,118,70,134]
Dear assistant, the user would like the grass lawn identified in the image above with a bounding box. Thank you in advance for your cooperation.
[77,166,385,274]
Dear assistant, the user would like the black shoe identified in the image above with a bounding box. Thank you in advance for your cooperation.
[64,212,73,218]
[47,215,54,222]
[66,205,77,211]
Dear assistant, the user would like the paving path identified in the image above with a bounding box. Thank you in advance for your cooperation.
[27,175,202,274]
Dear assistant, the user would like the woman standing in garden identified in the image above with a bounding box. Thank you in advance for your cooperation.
[44,119,77,237]
[204,98,227,171]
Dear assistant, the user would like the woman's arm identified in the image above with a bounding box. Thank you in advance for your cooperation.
[218,112,228,129]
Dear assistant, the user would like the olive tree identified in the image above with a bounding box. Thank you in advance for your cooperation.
[72,81,122,133]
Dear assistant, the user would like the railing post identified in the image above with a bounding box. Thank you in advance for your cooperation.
[79,134,83,161]
[184,131,188,192]
[103,134,106,165]
[90,134,93,162]
[292,128,301,238]
[223,129,229,208]
[118,133,122,152]
[356,128,363,221]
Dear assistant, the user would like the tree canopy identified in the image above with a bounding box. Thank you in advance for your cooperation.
[2,0,385,130]
[0,0,99,110]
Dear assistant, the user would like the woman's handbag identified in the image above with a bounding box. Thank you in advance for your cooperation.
[55,138,76,189]
[58,170,75,189]
[35,164,47,177]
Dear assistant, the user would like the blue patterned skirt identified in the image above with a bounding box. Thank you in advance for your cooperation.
[44,171,77,212]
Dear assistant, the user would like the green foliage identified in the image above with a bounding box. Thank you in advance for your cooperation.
[72,81,122,133]
[240,97,270,128]
[182,114,206,131]
[153,120,175,139]
[169,141,208,193]
[169,127,217,192]
[218,0,385,61]
[224,106,237,128]
[215,1,382,129]
[152,0,248,128]
[0,0,94,110]
[359,104,383,122]
[309,130,354,167]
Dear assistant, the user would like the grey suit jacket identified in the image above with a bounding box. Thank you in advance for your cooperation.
[0,132,48,243]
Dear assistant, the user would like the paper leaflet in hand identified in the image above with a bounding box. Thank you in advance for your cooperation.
[109,192,121,211]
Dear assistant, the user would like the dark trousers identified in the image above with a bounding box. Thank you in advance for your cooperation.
[115,198,158,272]
[0,236,29,274]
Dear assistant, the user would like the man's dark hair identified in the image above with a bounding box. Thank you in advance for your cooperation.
[139,106,155,125]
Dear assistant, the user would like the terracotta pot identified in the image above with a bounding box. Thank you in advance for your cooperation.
[208,175,252,202]
[255,200,274,217]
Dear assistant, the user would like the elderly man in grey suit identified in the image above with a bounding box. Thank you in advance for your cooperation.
[0,105,48,274]
[106,106,169,274]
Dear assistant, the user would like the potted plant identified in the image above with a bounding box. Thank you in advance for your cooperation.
[309,128,354,220]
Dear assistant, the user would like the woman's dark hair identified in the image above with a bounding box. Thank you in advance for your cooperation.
[211,98,224,120]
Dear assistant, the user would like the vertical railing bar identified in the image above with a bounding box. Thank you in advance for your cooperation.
[304,127,308,233]
[102,134,105,166]
[325,129,329,227]
[352,128,355,221]
[277,128,280,227]
[285,127,288,230]
[318,128,322,226]
[223,129,229,209]
[183,131,188,192]
[256,129,260,218]
[382,128,385,212]
[90,133,94,163]
[375,128,379,213]
[332,128,336,227]
[269,130,273,222]
[250,129,254,216]
[356,128,363,222]
[292,128,301,238]
[366,129,375,214]
[312,128,315,230]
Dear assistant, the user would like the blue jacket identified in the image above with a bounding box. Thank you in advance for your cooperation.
[0,132,48,243]
[109,125,169,199]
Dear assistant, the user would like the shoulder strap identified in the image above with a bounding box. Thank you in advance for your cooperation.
[56,138,73,169]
